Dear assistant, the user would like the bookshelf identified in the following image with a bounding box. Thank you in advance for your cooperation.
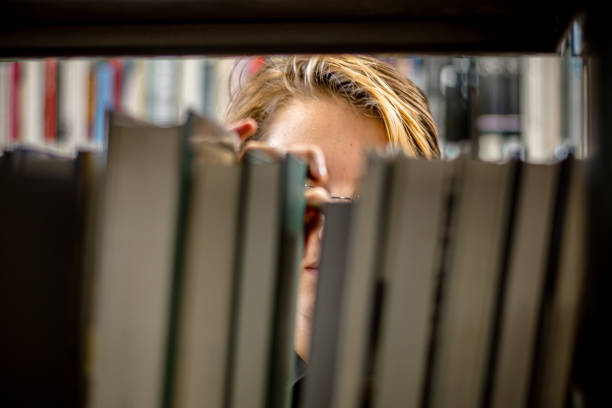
[1,1,608,406]
[0,0,578,56]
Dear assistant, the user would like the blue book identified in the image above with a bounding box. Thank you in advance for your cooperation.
[93,61,114,145]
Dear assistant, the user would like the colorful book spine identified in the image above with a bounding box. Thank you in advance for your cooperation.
[44,59,58,143]
[121,59,146,120]
[0,62,8,150]
[10,62,20,143]
[110,58,124,113]
[92,61,114,146]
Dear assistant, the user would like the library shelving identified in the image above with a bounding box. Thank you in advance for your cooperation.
[0,1,609,407]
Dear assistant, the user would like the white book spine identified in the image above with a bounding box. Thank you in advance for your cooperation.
[60,59,90,151]
[179,58,204,120]
[122,59,146,120]
[20,60,45,147]
[148,59,179,125]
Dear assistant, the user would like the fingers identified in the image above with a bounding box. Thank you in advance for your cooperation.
[239,141,285,161]
[305,186,330,209]
[285,145,328,186]
[240,142,328,187]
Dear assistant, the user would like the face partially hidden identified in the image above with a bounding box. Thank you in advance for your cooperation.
[265,95,388,361]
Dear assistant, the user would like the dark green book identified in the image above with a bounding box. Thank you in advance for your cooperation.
[267,154,307,408]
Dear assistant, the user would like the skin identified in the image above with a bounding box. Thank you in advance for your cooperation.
[232,95,388,362]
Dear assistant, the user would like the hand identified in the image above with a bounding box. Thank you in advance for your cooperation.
[229,119,332,208]
[229,119,331,237]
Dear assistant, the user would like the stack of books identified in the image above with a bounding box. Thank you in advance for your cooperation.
[0,112,587,408]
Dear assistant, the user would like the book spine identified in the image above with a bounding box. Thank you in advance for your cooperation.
[10,62,20,143]
[110,58,124,113]
[21,60,44,146]
[93,61,114,146]
[147,59,179,125]
[44,58,58,143]
[0,62,8,150]
[87,62,96,143]
[179,58,204,119]
[267,155,307,408]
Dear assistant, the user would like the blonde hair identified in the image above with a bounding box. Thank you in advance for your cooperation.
[226,55,440,159]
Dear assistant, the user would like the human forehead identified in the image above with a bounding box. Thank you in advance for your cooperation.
[265,96,387,153]
[265,96,388,196]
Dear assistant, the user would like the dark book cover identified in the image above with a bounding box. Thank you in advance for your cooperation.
[301,202,354,408]
[0,148,85,407]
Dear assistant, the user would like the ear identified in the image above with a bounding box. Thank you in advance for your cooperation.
[229,118,258,142]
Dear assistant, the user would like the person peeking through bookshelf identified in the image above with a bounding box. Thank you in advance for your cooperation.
[225,55,440,394]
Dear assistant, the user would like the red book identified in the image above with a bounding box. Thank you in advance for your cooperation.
[87,65,96,141]
[110,58,124,112]
[10,62,19,142]
[44,59,58,142]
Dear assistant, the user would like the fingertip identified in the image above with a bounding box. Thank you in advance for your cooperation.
[305,186,330,209]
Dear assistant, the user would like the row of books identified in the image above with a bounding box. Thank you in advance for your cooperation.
[0,111,586,407]
[0,57,241,154]
[305,151,586,407]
